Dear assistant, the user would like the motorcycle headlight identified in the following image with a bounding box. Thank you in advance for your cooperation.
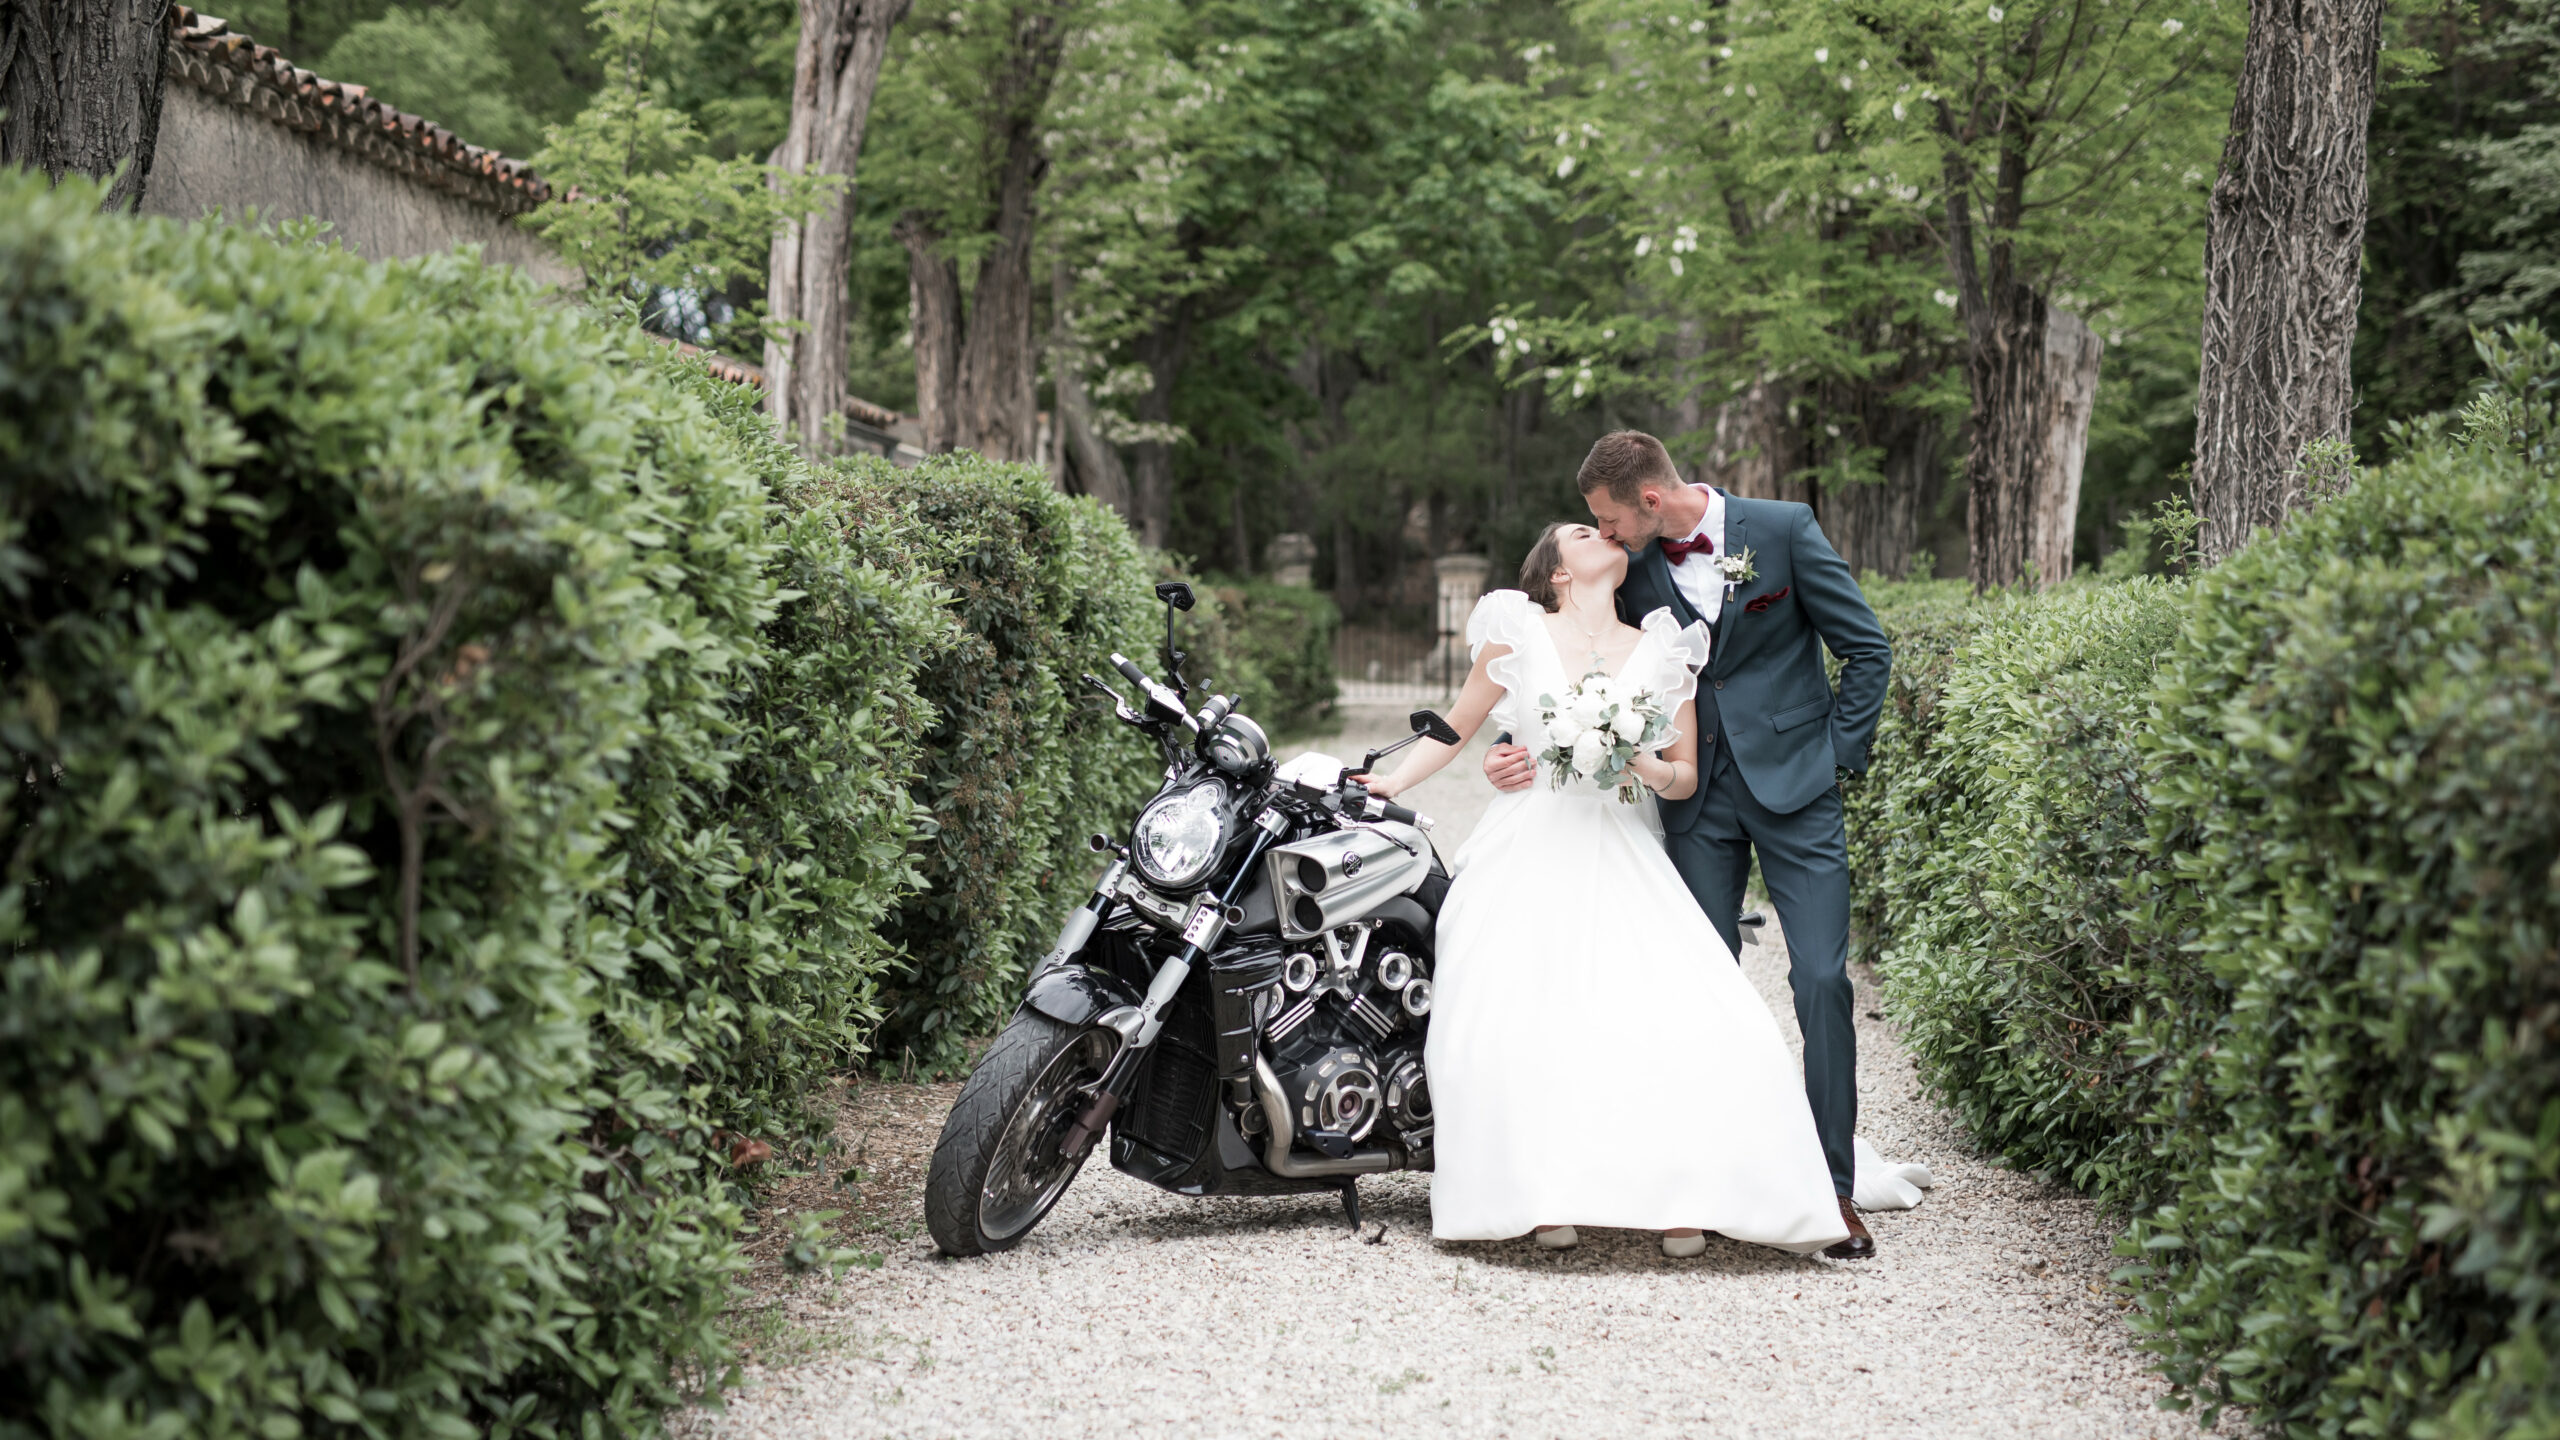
[1132,781,1229,891]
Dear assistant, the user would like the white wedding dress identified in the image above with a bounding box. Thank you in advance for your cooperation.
[1426,589,1869,1253]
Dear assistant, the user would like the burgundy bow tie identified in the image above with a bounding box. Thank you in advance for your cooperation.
[1661,534,1714,565]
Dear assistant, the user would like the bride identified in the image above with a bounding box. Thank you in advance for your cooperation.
[1364,522,1851,1256]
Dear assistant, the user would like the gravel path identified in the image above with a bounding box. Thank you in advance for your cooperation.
[684,706,2216,1440]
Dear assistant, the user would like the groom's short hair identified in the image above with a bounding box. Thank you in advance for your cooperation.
[1577,431,1683,506]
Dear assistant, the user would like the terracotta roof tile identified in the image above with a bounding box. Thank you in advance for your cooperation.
[165,5,551,216]
[658,341,907,429]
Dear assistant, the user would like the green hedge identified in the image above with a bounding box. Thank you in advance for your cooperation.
[802,455,1161,1072]
[1201,579,1340,734]
[1855,327,2560,1436]
[0,178,939,1437]
[810,471,1341,1073]
[1853,578,2184,1196]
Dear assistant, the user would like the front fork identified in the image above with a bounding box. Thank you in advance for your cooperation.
[1030,846,1128,987]
[1059,810,1288,1157]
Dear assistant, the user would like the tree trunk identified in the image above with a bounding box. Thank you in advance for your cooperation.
[2192,0,2384,562]
[1703,379,1811,504]
[1054,367,1131,514]
[952,107,1043,462]
[2031,307,2103,585]
[1961,285,2044,590]
[893,0,1066,463]
[1820,411,1940,579]
[1,0,171,211]
[1128,306,1190,548]
[1942,101,2102,592]
[764,0,910,454]
[1049,263,1131,517]
[898,212,962,454]
[1331,512,1362,616]
[1227,451,1252,573]
[1668,318,1709,483]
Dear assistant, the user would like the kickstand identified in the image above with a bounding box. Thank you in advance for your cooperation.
[1338,1180,1362,1232]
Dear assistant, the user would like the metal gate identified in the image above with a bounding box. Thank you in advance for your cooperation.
[1329,604,1470,704]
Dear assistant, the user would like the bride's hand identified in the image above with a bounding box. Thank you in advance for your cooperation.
[1360,773,1401,801]
[1629,751,1673,792]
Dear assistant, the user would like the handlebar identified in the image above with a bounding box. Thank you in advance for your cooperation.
[1373,797,1427,829]
[1336,780,1433,832]
[1107,652,1200,733]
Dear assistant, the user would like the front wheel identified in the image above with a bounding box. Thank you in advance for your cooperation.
[925,1011,1116,1256]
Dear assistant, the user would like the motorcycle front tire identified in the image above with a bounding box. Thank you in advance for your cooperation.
[925,1010,1116,1257]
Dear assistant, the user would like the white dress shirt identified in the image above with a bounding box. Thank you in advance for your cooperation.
[1666,484,1727,625]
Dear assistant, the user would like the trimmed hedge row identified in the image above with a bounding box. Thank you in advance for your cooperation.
[815,457,1161,1071]
[1204,579,1341,734]
[0,174,1256,1436]
[1845,577,2184,1195]
[1853,328,2560,1436]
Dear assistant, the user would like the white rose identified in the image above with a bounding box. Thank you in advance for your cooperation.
[1571,730,1609,775]
[1568,691,1607,727]
[1611,707,1647,742]
[1546,716,1584,749]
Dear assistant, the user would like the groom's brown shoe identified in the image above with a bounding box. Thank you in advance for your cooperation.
[1823,1198,1875,1260]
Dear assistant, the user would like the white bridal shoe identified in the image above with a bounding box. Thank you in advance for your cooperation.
[1661,1230,1707,1258]
[1533,1226,1580,1250]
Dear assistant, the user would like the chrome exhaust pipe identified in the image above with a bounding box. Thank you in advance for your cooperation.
[1252,1052,1395,1178]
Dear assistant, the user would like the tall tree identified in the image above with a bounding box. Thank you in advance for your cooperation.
[1,0,171,210]
[764,0,910,454]
[2191,0,2385,562]
[869,0,1084,462]
[1501,0,2232,587]
[525,0,832,358]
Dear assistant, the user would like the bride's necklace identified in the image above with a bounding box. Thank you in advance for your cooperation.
[1564,602,1614,672]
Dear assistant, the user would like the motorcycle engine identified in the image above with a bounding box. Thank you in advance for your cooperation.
[1248,921,1434,1164]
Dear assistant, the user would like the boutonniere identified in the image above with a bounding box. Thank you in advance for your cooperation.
[1716,547,1758,596]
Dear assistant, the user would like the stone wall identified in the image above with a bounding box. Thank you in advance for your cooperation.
[140,7,569,286]
[146,85,570,284]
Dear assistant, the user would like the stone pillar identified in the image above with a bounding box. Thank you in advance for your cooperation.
[1265,532,1316,587]
[1425,554,1492,686]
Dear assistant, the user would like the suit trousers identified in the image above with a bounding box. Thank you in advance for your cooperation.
[1664,752,1857,1197]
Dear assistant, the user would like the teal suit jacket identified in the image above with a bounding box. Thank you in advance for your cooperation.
[1615,493,1891,826]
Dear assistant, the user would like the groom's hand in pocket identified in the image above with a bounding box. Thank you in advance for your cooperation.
[1484,741,1536,793]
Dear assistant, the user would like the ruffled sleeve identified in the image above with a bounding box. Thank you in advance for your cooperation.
[1465,589,1539,717]
[1637,605,1711,715]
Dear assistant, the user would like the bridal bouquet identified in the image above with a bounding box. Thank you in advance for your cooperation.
[1536,672,1673,802]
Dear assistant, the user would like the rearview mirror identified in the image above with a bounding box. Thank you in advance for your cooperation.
[1153,581,1194,696]
[1410,709,1461,746]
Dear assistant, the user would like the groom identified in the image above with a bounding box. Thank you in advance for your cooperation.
[1486,431,1893,1258]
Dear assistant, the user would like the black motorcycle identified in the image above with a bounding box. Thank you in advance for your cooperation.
[925,580,1460,1256]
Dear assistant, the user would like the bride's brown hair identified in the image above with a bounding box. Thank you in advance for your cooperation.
[1518,523,1570,612]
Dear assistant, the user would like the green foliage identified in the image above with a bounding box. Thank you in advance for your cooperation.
[1492,0,2233,507]
[624,359,946,1157]
[1841,574,2009,969]
[219,0,600,138]
[842,0,1601,593]
[523,0,833,356]
[1859,579,2186,1195]
[318,7,544,154]
[2437,0,2560,341]
[796,454,1162,1072]
[0,176,937,1437]
[1852,327,2560,1436]
[1202,580,1341,734]
[2116,326,2560,1435]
